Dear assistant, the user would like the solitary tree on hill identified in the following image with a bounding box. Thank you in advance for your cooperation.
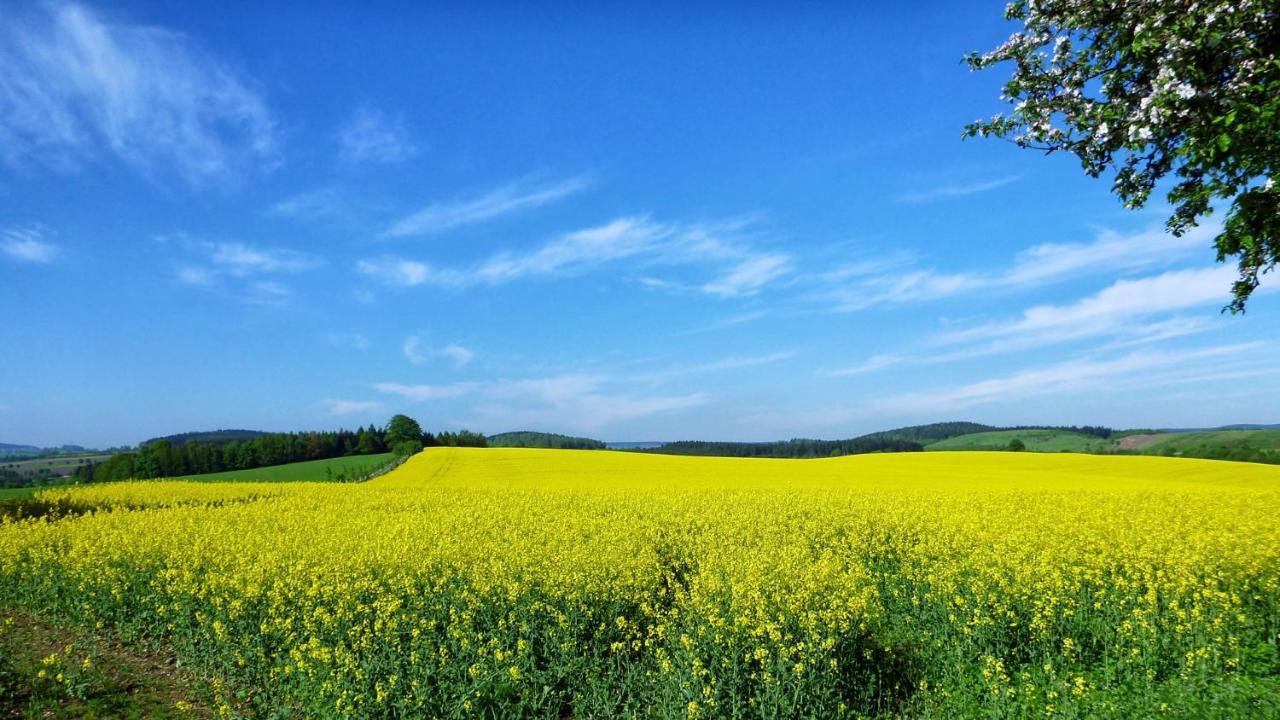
[385,414,424,453]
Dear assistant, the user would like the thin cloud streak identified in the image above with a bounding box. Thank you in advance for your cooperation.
[896,174,1023,203]
[825,222,1218,312]
[1,226,57,263]
[873,343,1264,414]
[385,176,591,237]
[361,216,793,298]
[339,104,416,164]
[325,399,384,416]
[0,2,275,183]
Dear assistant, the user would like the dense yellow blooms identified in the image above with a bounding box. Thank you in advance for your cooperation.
[2,449,1279,717]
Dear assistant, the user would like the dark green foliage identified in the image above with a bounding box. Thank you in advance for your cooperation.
[391,440,423,458]
[647,436,923,459]
[430,430,488,448]
[1007,438,1027,452]
[860,422,1001,444]
[141,429,267,447]
[384,415,424,449]
[92,427,391,482]
[966,0,1280,312]
[488,431,606,450]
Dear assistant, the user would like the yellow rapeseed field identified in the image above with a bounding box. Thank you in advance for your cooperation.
[2,448,1279,718]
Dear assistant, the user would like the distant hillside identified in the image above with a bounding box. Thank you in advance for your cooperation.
[488,431,606,450]
[1142,429,1280,462]
[0,443,39,452]
[647,436,922,459]
[857,422,1000,444]
[927,429,1114,453]
[143,429,268,446]
[607,441,667,450]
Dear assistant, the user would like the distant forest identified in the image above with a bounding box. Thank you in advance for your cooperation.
[75,424,488,484]
[646,436,923,459]
[488,431,606,450]
[641,423,1116,459]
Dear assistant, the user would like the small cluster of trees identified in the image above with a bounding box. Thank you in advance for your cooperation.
[487,431,604,450]
[71,416,488,484]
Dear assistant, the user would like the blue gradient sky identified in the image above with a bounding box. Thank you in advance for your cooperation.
[2,1,1276,447]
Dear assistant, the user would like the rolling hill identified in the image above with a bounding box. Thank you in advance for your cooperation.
[1141,429,1280,461]
[926,429,1115,453]
[488,431,606,450]
[143,429,268,446]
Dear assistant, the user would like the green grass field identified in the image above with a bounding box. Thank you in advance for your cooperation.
[2,454,111,477]
[174,453,396,483]
[0,486,64,501]
[926,428,1112,452]
[1142,429,1280,456]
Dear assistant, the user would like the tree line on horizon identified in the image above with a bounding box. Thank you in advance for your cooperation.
[69,416,487,485]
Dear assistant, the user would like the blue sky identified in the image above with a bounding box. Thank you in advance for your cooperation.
[2,1,1276,448]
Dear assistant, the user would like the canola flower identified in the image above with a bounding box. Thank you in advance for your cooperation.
[1,448,1279,717]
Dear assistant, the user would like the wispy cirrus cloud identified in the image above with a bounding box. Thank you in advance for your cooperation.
[362,216,793,298]
[167,235,320,304]
[826,264,1246,377]
[0,2,274,183]
[386,175,591,237]
[895,174,1023,203]
[825,222,1216,312]
[373,373,707,433]
[630,351,797,384]
[702,254,792,298]
[371,382,481,401]
[403,336,475,368]
[324,399,384,416]
[1,226,57,263]
[938,265,1240,348]
[339,104,417,164]
[873,343,1266,414]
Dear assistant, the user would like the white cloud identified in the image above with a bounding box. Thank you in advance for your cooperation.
[631,351,797,384]
[474,375,708,432]
[169,237,318,303]
[828,265,1244,377]
[939,266,1240,347]
[875,343,1263,414]
[825,222,1217,312]
[1003,223,1214,286]
[361,216,792,297]
[896,174,1023,203]
[1,226,57,263]
[825,354,902,377]
[325,399,384,416]
[403,336,475,368]
[244,280,292,305]
[357,257,433,286]
[702,254,792,298]
[386,176,590,237]
[174,266,214,286]
[372,382,480,401]
[268,187,347,223]
[0,2,274,183]
[371,373,708,432]
[210,242,319,275]
[339,104,416,164]
[437,344,475,368]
